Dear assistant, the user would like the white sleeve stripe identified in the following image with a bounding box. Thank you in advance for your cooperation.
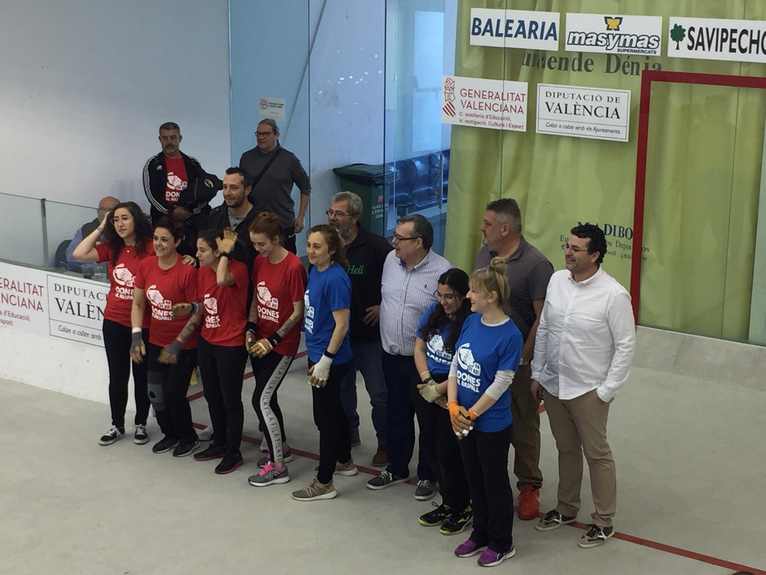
[143,156,168,214]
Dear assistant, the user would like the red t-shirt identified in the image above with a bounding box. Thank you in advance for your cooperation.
[164,155,188,205]
[134,256,198,349]
[96,240,154,328]
[198,259,249,347]
[251,252,307,356]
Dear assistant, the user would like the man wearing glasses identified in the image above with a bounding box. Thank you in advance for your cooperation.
[474,198,553,521]
[367,215,450,501]
[531,223,635,549]
[327,191,392,467]
[239,119,310,253]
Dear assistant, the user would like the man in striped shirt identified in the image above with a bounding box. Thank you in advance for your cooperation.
[366,215,451,501]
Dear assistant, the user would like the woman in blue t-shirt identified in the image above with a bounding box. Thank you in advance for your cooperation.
[414,268,473,535]
[448,257,523,568]
[291,224,356,502]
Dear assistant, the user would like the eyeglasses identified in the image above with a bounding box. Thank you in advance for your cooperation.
[326,209,350,218]
[255,131,275,137]
[433,290,459,302]
[391,234,421,243]
[562,243,589,253]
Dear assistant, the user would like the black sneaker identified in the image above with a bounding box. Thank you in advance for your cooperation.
[152,436,179,454]
[172,439,200,457]
[99,426,124,446]
[578,525,614,548]
[414,479,437,501]
[366,470,408,490]
[418,503,451,527]
[536,509,576,532]
[214,453,243,475]
[194,444,226,461]
[440,506,473,535]
[133,425,149,445]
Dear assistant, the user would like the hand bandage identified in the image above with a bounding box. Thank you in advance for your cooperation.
[311,354,333,383]
[418,383,442,403]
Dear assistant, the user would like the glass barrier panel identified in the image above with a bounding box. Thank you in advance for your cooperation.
[0,193,45,267]
[44,200,104,279]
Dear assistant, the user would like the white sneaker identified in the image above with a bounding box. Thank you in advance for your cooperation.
[99,426,123,446]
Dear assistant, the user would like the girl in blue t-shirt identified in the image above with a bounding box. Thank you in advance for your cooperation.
[448,257,523,568]
[414,268,473,535]
[291,225,355,502]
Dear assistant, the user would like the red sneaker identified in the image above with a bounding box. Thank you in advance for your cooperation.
[517,486,540,520]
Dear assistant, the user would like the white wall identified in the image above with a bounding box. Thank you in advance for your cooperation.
[0,0,230,209]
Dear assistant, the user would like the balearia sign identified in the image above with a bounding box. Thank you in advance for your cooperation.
[565,13,662,56]
[470,8,559,51]
[668,16,766,63]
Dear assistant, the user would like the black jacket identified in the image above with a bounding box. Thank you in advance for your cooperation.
[205,203,258,269]
[345,226,392,340]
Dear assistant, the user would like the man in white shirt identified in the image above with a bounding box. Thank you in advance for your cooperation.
[531,223,635,549]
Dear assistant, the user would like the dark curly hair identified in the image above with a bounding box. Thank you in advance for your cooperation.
[100,202,152,266]
[418,268,470,354]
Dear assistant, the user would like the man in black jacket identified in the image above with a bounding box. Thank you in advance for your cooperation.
[143,122,222,255]
[328,191,391,467]
[205,167,257,269]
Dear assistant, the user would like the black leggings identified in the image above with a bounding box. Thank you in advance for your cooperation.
[251,351,294,463]
[197,338,247,456]
[251,354,288,445]
[147,343,198,442]
[312,361,352,485]
[102,319,149,429]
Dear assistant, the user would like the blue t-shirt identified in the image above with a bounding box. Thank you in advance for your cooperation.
[304,263,353,364]
[454,313,523,432]
[417,302,457,377]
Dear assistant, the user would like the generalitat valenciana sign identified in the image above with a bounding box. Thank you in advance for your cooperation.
[441,75,528,132]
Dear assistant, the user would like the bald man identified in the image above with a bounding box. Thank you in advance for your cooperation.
[64,196,120,275]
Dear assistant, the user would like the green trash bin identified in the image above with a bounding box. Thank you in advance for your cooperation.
[332,163,394,236]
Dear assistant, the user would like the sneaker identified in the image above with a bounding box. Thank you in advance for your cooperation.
[477,547,516,567]
[418,502,451,527]
[371,446,387,468]
[414,479,437,501]
[335,461,359,477]
[517,485,540,520]
[454,538,486,558]
[152,436,179,454]
[578,525,614,548]
[291,479,337,501]
[248,461,290,487]
[440,506,473,535]
[214,453,243,474]
[536,509,576,532]
[98,426,124,446]
[194,444,226,461]
[257,445,295,467]
[366,470,407,490]
[172,439,200,457]
[133,425,150,445]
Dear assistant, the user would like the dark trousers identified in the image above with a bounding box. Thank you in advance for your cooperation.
[312,361,352,485]
[511,365,543,489]
[147,344,198,442]
[339,338,388,445]
[252,352,294,463]
[102,319,149,429]
[197,338,247,456]
[251,355,287,443]
[459,426,514,553]
[383,352,436,480]
[434,403,470,511]
[282,227,297,254]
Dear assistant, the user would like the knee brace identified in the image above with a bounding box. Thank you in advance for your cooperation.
[147,371,166,412]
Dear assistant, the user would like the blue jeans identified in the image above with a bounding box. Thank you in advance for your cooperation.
[339,338,388,446]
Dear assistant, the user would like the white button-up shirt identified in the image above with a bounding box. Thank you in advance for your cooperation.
[380,249,451,356]
[531,268,635,402]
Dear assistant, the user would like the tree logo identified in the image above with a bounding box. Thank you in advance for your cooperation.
[670,24,686,50]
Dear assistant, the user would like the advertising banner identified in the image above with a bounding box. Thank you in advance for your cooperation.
[565,13,662,56]
[469,8,559,51]
[258,96,285,120]
[668,17,766,63]
[441,75,528,132]
[0,260,108,347]
[536,83,631,142]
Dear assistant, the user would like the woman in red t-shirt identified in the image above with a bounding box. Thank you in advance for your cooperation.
[182,229,250,475]
[72,201,154,447]
[246,212,307,488]
[130,218,201,458]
